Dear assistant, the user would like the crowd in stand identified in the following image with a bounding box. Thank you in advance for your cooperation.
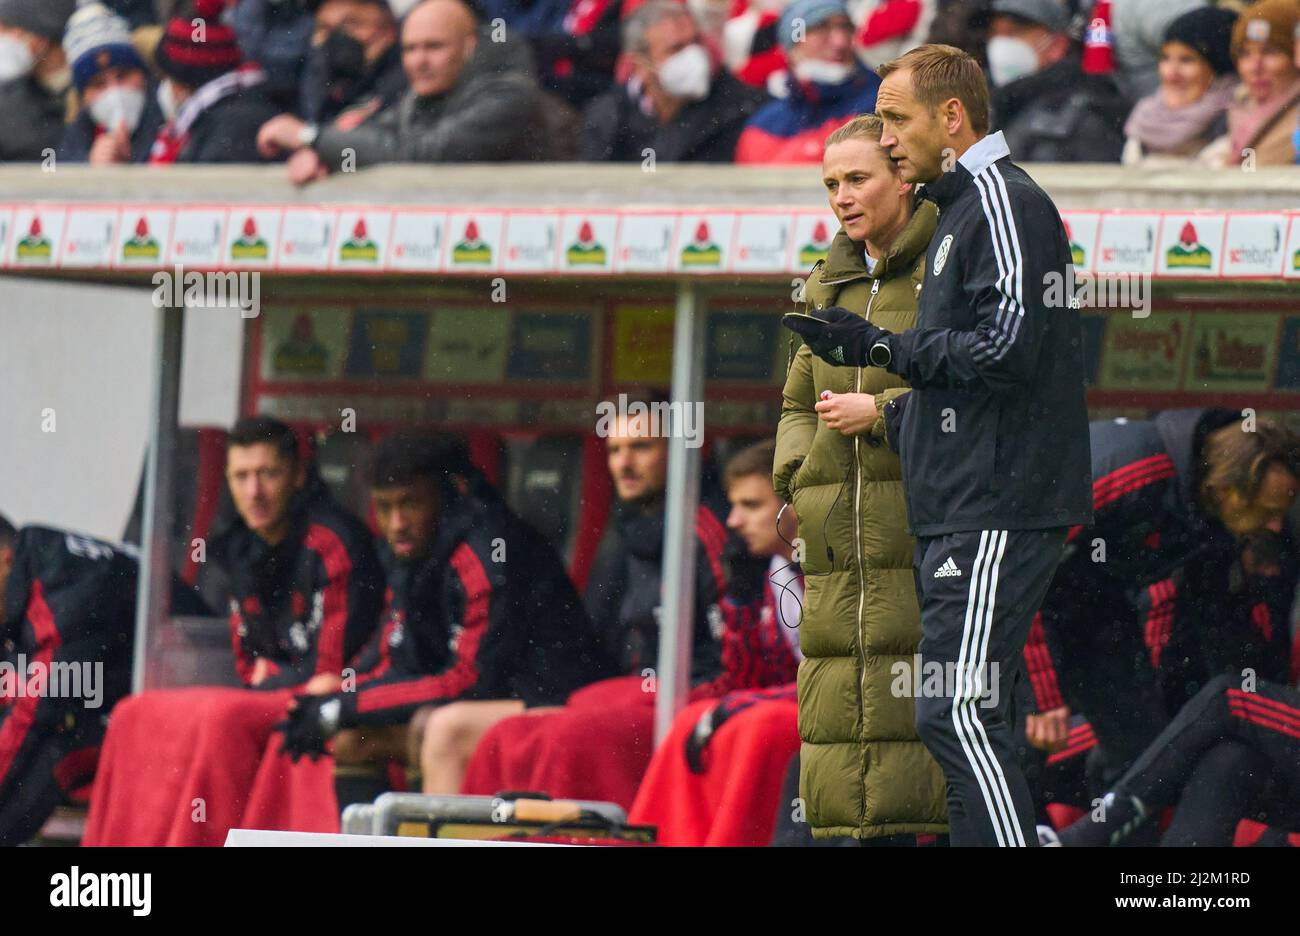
[1,0,1299,175]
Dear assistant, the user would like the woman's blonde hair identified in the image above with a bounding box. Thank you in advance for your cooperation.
[824,113,885,151]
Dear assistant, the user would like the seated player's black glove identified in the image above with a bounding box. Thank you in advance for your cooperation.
[276,692,356,762]
[782,305,894,368]
[684,703,725,774]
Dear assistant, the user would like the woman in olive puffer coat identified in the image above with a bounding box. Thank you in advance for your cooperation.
[774,115,947,841]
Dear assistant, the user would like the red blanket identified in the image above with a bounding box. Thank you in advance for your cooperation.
[461,676,656,810]
[83,687,337,846]
[629,697,799,846]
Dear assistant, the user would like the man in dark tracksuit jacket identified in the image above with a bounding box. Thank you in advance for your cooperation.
[209,471,383,690]
[583,496,730,684]
[278,433,605,767]
[0,524,136,844]
[785,47,1093,845]
[1029,410,1300,782]
[332,495,602,730]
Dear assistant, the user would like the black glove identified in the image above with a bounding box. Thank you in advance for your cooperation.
[782,305,894,368]
[684,692,769,774]
[276,692,355,762]
[684,703,723,774]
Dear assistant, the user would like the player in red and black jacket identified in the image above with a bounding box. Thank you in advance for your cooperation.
[278,431,605,761]
[0,521,137,843]
[202,416,384,693]
[1032,409,1300,783]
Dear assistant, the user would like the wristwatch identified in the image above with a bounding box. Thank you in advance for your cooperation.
[868,338,892,368]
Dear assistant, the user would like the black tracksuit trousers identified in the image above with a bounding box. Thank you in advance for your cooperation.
[912,527,1069,847]
[1116,674,1300,844]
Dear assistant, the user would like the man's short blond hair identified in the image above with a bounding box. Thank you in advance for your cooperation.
[877,44,990,136]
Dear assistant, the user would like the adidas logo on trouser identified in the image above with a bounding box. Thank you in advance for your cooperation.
[934,556,961,578]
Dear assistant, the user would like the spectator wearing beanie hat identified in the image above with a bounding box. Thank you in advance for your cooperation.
[1222,0,1300,167]
[1110,0,1206,101]
[148,0,279,163]
[58,2,165,163]
[1122,6,1239,165]
[0,0,76,160]
[734,0,881,163]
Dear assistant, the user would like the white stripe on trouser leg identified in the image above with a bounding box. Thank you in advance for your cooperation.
[950,531,1015,845]
[957,529,1020,844]
[966,530,1026,845]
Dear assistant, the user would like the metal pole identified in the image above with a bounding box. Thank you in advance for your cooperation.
[132,303,184,694]
[655,281,706,745]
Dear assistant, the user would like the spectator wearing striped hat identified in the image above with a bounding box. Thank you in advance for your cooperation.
[148,0,280,163]
[0,0,75,160]
[58,2,165,163]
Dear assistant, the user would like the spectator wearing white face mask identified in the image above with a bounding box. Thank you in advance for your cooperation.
[986,0,1129,162]
[0,0,75,161]
[581,0,764,162]
[58,2,165,164]
[735,0,881,163]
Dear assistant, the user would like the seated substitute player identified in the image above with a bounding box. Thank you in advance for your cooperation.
[1028,410,1300,783]
[628,438,805,846]
[204,415,384,693]
[277,431,605,785]
[0,518,168,843]
[456,397,755,808]
[1053,671,1300,847]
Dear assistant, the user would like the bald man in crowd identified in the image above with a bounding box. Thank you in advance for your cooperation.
[265,0,552,182]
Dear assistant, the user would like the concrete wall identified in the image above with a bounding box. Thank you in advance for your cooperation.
[0,277,242,539]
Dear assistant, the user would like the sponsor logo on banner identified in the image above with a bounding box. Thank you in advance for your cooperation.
[617,214,676,272]
[503,214,557,270]
[1099,313,1190,390]
[789,214,836,270]
[1186,313,1279,391]
[1060,213,1100,271]
[60,210,116,266]
[674,214,734,271]
[732,213,790,272]
[121,216,160,260]
[1165,221,1213,269]
[566,220,607,266]
[1221,214,1285,277]
[560,214,616,272]
[1284,216,1300,278]
[680,221,722,267]
[331,210,391,268]
[169,209,224,264]
[113,209,170,267]
[797,219,832,267]
[279,209,334,267]
[229,215,270,260]
[1157,214,1224,276]
[1096,214,1159,273]
[339,218,379,262]
[388,211,445,270]
[14,214,54,262]
[1065,220,1085,267]
[451,219,492,265]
